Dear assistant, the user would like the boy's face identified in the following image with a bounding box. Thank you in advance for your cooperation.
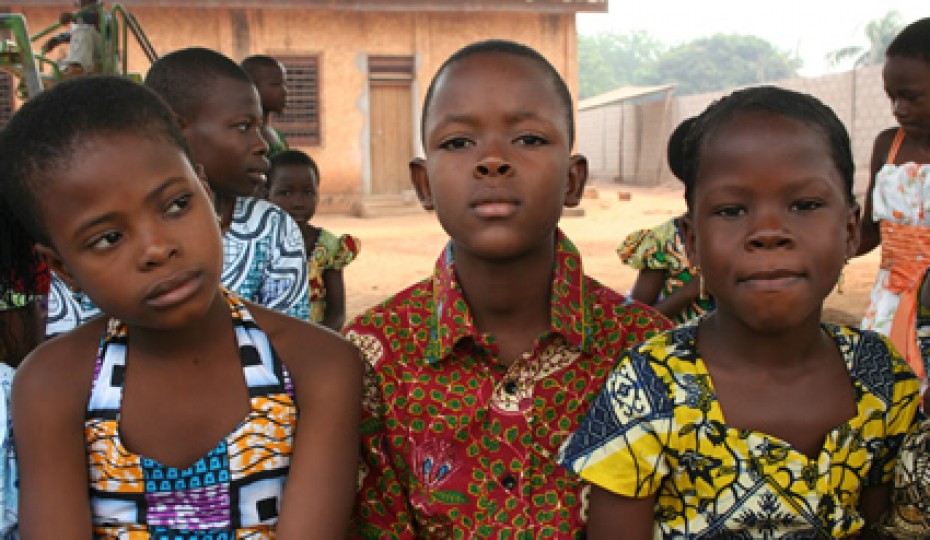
[253,64,288,115]
[411,52,586,261]
[267,164,319,225]
[180,77,269,199]
[36,133,225,330]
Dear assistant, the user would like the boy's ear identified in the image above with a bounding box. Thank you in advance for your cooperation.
[33,243,78,291]
[175,114,189,130]
[409,158,434,211]
[563,154,588,208]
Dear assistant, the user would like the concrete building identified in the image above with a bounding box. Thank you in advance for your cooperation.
[5,0,606,214]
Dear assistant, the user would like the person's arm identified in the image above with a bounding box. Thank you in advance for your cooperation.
[14,334,96,538]
[856,129,896,257]
[256,308,363,539]
[628,269,664,306]
[321,268,346,331]
[857,483,892,539]
[343,328,419,539]
[587,486,655,540]
[0,301,43,368]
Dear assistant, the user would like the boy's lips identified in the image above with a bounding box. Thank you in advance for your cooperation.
[144,270,203,308]
[246,169,267,185]
[471,197,521,219]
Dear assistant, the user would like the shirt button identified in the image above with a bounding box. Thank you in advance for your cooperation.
[501,474,517,490]
[503,380,518,395]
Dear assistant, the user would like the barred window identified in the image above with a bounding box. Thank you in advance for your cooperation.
[276,55,320,146]
[0,72,14,128]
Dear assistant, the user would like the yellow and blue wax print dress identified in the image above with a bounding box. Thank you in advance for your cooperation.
[559,322,920,538]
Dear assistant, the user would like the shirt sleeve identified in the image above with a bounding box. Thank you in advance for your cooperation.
[871,336,922,486]
[0,365,17,537]
[260,208,310,320]
[559,343,674,498]
[344,328,418,539]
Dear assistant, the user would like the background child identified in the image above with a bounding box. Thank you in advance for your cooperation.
[267,150,359,331]
[858,17,930,385]
[241,54,289,159]
[560,86,921,538]
[618,116,713,324]
[2,76,361,538]
[45,47,311,336]
[42,0,103,76]
[343,39,668,538]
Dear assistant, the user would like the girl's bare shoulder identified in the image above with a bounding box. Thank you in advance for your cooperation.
[14,317,106,409]
[245,302,362,386]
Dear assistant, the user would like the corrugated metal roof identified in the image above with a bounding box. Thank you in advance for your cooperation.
[578,83,676,110]
[17,0,607,12]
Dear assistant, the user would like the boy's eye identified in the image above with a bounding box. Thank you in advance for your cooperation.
[790,199,824,212]
[514,134,547,146]
[235,121,251,133]
[165,194,192,215]
[88,231,122,250]
[712,205,746,218]
[438,137,473,150]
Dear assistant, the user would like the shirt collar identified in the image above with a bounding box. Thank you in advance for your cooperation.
[424,229,591,364]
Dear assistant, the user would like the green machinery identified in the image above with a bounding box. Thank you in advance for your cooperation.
[0,3,157,99]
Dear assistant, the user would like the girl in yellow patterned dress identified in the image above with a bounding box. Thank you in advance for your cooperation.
[267,150,360,331]
[560,86,922,538]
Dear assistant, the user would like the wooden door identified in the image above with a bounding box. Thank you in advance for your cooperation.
[369,80,413,195]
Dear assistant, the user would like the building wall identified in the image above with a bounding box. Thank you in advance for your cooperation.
[602,65,894,195]
[10,5,579,213]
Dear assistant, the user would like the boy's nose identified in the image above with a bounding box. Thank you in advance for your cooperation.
[140,238,179,269]
[474,156,512,178]
[745,213,794,250]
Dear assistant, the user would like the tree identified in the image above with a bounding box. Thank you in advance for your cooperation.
[826,11,904,68]
[639,34,800,96]
[577,31,664,98]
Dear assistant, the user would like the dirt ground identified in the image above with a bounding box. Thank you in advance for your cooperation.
[316,182,878,326]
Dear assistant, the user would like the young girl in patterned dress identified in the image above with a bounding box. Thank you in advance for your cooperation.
[858,17,930,393]
[619,117,713,324]
[560,86,922,538]
[0,77,361,539]
[266,150,360,331]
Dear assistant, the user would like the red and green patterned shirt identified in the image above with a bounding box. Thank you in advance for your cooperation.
[344,231,669,539]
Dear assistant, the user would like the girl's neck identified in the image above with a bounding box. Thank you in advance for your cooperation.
[124,289,233,364]
[697,309,829,371]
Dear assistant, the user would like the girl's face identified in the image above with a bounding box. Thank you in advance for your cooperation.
[34,133,225,330]
[683,111,859,332]
[883,55,930,140]
[267,164,319,225]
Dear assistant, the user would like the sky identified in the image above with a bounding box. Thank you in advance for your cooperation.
[577,1,928,76]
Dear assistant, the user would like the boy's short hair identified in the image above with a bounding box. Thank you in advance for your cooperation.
[240,55,283,80]
[268,149,320,187]
[682,85,854,208]
[886,18,930,64]
[420,39,575,147]
[0,76,189,248]
[145,47,254,120]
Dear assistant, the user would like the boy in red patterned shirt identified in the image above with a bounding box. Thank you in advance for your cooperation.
[343,40,669,538]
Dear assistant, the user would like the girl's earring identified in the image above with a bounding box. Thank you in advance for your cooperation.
[836,259,847,295]
[697,268,707,301]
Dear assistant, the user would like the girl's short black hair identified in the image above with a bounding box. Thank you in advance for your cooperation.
[681,85,855,208]
[0,76,189,295]
[268,149,320,188]
[886,17,930,64]
[420,39,575,147]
